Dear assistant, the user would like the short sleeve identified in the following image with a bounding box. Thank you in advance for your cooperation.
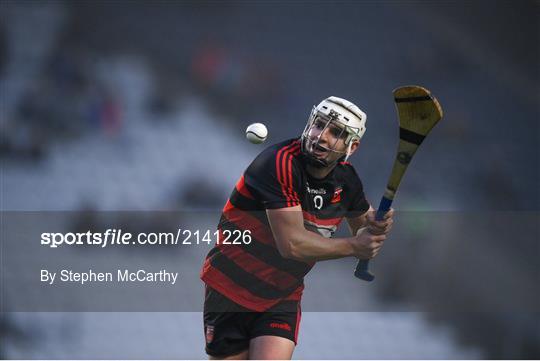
[244,145,302,209]
[345,165,370,215]
[349,184,370,214]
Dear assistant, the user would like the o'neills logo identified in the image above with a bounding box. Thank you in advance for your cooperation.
[270,322,292,331]
[306,186,326,195]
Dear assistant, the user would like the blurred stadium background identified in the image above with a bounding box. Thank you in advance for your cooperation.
[1,0,538,359]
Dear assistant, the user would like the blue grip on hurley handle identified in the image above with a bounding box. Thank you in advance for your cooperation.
[354,196,393,281]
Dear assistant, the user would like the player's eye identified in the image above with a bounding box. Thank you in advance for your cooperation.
[314,119,326,129]
[329,125,346,138]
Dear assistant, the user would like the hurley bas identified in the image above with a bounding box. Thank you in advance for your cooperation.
[41,269,179,285]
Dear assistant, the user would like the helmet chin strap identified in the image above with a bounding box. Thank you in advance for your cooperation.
[343,141,353,162]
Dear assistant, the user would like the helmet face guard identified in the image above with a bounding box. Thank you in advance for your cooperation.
[301,107,361,168]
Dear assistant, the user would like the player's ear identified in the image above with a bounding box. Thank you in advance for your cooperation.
[349,140,360,155]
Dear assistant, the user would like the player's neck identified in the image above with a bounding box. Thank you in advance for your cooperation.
[306,164,334,179]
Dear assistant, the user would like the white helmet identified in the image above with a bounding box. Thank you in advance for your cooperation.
[301,96,367,166]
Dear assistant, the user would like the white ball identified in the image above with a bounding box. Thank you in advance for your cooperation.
[245,123,268,144]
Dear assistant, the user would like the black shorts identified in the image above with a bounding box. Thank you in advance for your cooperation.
[203,286,301,358]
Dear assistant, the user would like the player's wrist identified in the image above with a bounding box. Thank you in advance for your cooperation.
[343,237,356,257]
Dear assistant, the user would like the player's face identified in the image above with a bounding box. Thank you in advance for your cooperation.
[307,117,358,164]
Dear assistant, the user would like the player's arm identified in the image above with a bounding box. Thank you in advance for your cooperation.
[266,205,385,262]
[346,206,371,236]
[347,206,395,236]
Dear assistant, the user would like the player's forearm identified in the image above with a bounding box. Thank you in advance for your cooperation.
[282,228,355,262]
[346,207,372,236]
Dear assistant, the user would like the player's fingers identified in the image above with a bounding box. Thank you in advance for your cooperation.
[369,221,390,231]
[370,216,393,226]
[369,209,393,223]
[367,226,382,235]
[383,208,395,220]
[368,224,391,236]
[371,246,383,258]
[384,219,394,227]
[381,222,392,234]
[373,218,394,228]
[371,234,386,242]
[368,219,392,232]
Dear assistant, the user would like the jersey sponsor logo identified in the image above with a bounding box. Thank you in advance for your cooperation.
[269,322,292,331]
[205,325,215,344]
[306,185,326,195]
[331,187,343,203]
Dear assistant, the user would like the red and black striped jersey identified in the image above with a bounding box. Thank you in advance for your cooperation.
[201,138,370,311]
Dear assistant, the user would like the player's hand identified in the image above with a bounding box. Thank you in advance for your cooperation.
[366,208,394,236]
[351,227,386,260]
